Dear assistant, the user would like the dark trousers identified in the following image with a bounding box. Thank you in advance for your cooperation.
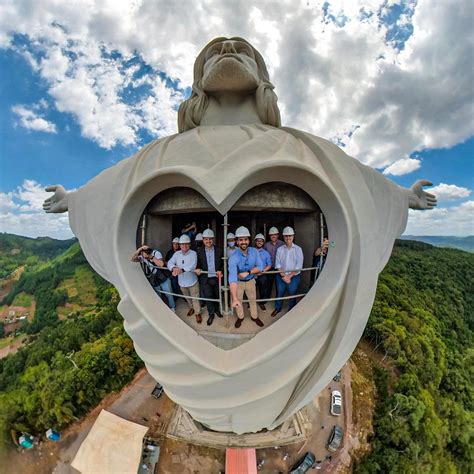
[265,270,276,300]
[255,274,268,303]
[201,277,220,316]
[171,275,182,296]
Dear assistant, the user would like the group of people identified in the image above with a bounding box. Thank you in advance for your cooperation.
[132,225,330,329]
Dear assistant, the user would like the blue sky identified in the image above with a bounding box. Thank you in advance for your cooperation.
[0,0,473,238]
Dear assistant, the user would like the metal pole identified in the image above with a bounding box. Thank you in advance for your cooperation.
[319,212,325,271]
[222,213,230,317]
[140,214,147,246]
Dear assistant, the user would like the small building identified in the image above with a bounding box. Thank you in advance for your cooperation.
[71,410,152,474]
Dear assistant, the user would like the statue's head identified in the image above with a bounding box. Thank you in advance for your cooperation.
[178,37,281,132]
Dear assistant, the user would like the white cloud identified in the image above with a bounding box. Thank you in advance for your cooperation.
[406,201,474,236]
[0,180,73,240]
[12,104,57,134]
[0,191,19,214]
[427,183,471,202]
[383,158,421,176]
[0,0,472,167]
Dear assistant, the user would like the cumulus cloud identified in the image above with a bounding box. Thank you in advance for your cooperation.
[406,201,474,236]
[383,158,421,176]
[0,0,472,166]
[427,183,471,202]
[11,104,57,134]
[0,180,73,239]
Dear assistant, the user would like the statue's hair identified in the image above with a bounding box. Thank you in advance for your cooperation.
[178,37,281,132]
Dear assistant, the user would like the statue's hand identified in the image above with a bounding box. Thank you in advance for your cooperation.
[408,180,437,210]
[43,185,69,213]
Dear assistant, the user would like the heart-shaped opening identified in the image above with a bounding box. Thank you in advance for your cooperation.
[134,182,330,350]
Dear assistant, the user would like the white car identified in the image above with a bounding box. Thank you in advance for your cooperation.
[330,390,342,416]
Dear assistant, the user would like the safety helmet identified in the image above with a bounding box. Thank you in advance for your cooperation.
[282,226,295,236]
[179,235,191,244]
[268,226,279,235]
[195,233,203,241]
[235,226,251,238]
[227,232,235,240]
[254,233,265,241]
[202,229,215,238]
[172,237,179,243]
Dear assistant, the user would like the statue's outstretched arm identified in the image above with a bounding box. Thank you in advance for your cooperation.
[404,179,437,210]
[42,185,69,213]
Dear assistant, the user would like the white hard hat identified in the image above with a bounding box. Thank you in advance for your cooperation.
[227,232,235,240]
[235,226,251,238]
[254,233,265,241]
[172,237,179,243]
[268,226,279,235]
[202,229,215,238]
[179,235,191,244]
[282,226,295,236]
[195,233,203,241]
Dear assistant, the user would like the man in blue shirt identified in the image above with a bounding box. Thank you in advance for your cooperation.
[254,233,272,311]
[229,226,264,329]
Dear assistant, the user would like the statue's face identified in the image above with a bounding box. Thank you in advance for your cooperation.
[202,40,260,93]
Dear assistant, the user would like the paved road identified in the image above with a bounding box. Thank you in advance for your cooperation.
[255,364,351,473]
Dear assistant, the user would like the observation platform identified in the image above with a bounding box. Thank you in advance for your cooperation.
[173,293,294,350]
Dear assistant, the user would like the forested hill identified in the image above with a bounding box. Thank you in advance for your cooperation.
[356,240,473,473]
[0,233,76,278]
[0,239,142,450]
[0,236,472,473]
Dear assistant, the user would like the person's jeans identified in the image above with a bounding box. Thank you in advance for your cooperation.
[170,275,182,296]
[275,274,301,312]
[153,278,175,310]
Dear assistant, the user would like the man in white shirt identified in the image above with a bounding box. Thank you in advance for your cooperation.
[271,226,304,317]
[167,235,202,324]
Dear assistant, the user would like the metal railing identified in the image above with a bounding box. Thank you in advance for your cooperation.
[144,262,324,313]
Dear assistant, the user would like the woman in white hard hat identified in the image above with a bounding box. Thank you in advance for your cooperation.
[226,232,237,256]
[131,245,176,312]
[271,226,304,317]
[167,234,202,324]
[194,232,204,250]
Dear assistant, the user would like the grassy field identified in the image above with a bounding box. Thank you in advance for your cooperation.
[56,264,97,317]
[0,334,26,350]
[11,292,33,307]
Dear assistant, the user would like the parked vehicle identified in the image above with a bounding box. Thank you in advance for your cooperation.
[327,425,344,452]
[330,390,342,416]
[151,383,163,398]
[289,451,316,473]
[333,370,342,382]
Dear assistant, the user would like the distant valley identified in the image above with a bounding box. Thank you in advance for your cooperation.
[400,234,474,252]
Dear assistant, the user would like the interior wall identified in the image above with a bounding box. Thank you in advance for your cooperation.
[145,215,172,256]
[294,212,320,291]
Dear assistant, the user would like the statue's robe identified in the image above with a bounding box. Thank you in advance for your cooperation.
[68,125,407,433]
